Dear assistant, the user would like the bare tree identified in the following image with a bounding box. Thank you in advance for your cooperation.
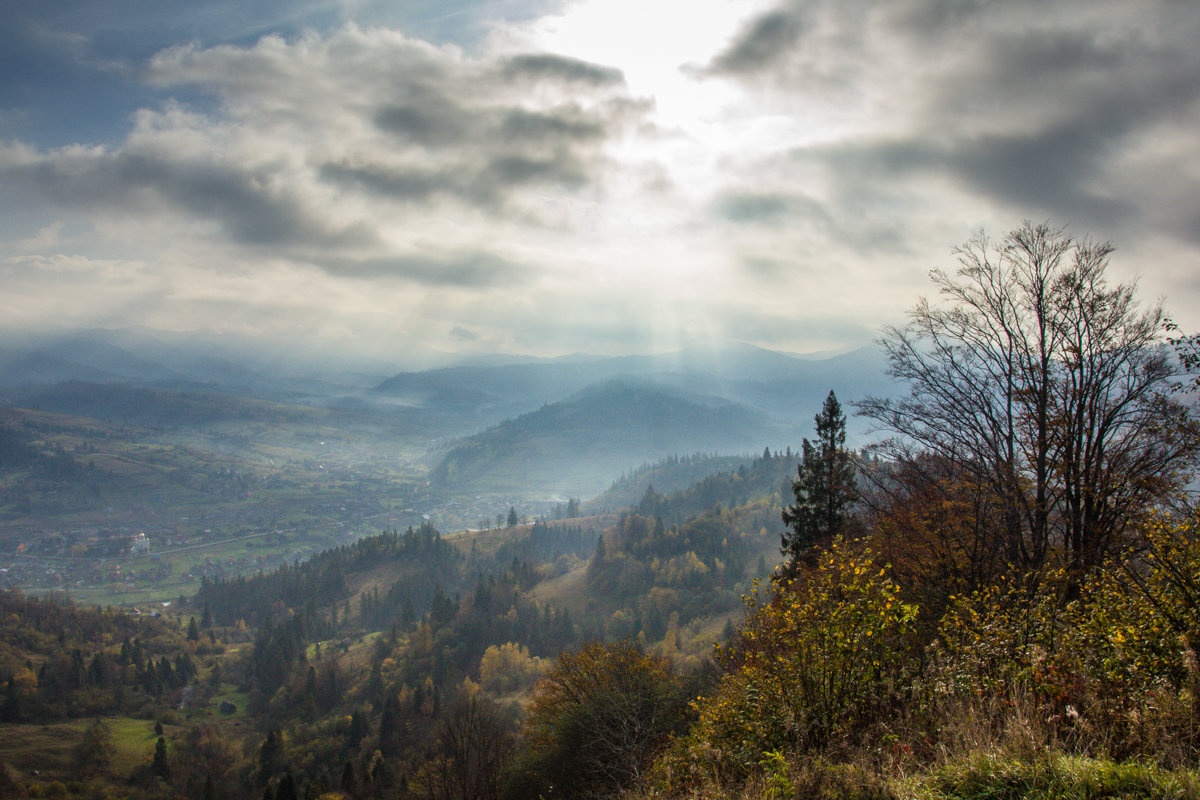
[857,222,1199,575]
[416,694,516,800]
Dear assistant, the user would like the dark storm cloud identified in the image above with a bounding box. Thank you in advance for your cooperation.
[321,147,591,209]
[796,128,1135,234]
[345,60,643,213]
[499,108,607,144]
[947,125,1135,228]
[484,151,589,188]
[319,163,448,203]
[372,102,606,161]
[1,24,651,295]
[707,10,805,75]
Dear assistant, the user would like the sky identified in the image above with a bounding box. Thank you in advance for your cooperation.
[2,0,1198,366]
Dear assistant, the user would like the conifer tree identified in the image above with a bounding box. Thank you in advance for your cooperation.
[781,390,857,566]
[151,736,169,779]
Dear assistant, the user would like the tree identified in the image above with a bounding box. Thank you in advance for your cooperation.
[414,694,516,800]
[508,640,688,800]
[860,453,1010,624]
[781,390,858,566]
[507,507,519,528]
[151,736,170,779]
[76,719,115,777]
[858,223,1200,574]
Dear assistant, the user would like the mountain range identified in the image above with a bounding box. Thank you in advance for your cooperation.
[0,328,895,499]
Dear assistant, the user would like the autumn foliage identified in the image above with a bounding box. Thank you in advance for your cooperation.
[508,640,690,800]
[653,539,916,787]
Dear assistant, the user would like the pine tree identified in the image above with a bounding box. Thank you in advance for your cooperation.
[151,736,170,779]
[275,774,298,800]
[781,390,858,566]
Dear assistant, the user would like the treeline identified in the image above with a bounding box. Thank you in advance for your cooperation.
[587,507,774,632]
[241,555,581,799]
[589,453,751,511]
[194,522,460,628]
[629,448,797,525]
[480,521,600,570]
[0,590,200,722]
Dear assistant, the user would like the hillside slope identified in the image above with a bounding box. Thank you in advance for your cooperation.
[429,381,778,497]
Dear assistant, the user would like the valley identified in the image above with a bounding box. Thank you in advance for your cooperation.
[0,332,871,608]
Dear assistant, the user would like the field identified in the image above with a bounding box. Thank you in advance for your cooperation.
[0,716,159,781]
[0,403,441,606]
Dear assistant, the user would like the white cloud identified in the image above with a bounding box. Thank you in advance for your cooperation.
[2,0,1199,357]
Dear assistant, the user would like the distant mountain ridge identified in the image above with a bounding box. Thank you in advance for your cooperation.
[372,342,891,443]
[1,329,893,500]
[428,380,780,498]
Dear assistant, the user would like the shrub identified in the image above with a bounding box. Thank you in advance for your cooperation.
[507,640,688,800]
[654,538,917,786]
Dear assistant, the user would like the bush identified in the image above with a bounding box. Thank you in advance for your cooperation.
[507,640,689,800]
[654,538,917,787]
[928,514,1200,764]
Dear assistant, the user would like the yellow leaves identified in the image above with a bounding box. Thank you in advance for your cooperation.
[676,537,917,774]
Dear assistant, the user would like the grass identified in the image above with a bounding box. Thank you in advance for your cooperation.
[639,753,1200,800]
[0,716,160,781]
[910,752,1200,800]
[98,716,160,775]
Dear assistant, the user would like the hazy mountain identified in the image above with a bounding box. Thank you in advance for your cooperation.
[0,328,406,394]
[428,380,779,498]
[0,346,127,387]
[0,330,895,466]
[374,343,893,443]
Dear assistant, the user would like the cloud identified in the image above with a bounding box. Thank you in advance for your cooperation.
[699,0,1200,255]
[14,221,64,251]
[4,0,1200,357]
[500,53,624,85]
[315,249,537,287]
[449,325,481,342]
[713,191,829,226]
[0,141,357,249]
[706,10,805,75]
[0,26,651,287]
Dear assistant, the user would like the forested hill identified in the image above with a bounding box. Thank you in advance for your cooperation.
[588,449,798,519]
[0,437,791,797]
[588,454,755,511]
[192,523,463,630]
[428,380,777,497]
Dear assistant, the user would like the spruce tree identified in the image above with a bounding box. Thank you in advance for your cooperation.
[151,736,169,779]
[781,390,857,566]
